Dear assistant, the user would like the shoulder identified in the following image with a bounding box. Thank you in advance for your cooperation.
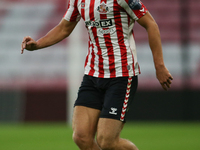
[117,0,148,20]
[117,0,142,10]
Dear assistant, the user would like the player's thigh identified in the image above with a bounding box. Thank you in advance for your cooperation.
[72,106,101,138]
[100,76,138,122]
[97,118,124,142]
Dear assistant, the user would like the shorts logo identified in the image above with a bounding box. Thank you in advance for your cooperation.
[97,2,110,14]
[109,107,117,115]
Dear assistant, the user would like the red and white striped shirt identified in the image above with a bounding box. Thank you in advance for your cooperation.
[64,0,148,78]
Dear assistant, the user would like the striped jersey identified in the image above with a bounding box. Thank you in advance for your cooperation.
[64,0,148,78]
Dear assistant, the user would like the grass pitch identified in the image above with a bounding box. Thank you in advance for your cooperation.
[0,122,199,150]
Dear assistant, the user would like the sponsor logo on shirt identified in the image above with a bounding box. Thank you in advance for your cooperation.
[97,2,110,14]
[85,21,99,27]
[98,28,116,35]
[99,19,112,27]
[85,19,113,28]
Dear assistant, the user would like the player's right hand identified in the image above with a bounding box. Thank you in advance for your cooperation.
[21,36,37,54]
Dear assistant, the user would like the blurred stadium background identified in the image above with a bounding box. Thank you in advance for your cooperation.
[0,0,200,149]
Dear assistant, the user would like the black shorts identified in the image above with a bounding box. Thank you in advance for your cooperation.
[74,75,138,122]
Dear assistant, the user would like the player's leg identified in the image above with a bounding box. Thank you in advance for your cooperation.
[96,118,138,150]
[72,106,101,150]
[72,75,104,150]
[96,76,138,150]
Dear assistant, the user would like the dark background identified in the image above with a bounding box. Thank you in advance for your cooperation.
[0,0,199,122]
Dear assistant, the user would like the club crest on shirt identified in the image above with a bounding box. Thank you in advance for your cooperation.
[97,2,110,14]
[81,2,85,9]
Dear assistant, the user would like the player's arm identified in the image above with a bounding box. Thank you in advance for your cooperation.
[137,12,173,90]
[21,19,78,54]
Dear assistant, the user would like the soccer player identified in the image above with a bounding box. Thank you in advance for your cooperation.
[21,0,173,149]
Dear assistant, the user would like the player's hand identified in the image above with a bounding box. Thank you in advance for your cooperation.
[156,65,173,91]
[21,36,37,54]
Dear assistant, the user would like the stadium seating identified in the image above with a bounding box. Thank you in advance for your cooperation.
[135,0,200,43]
[0,0,199,90]
[0,0,68,89]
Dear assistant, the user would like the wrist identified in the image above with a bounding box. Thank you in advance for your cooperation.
[35,41,41,50]
[155,63,165,70]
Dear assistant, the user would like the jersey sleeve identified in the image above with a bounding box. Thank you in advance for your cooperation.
[63,0,81,22]
[117,0,148,20]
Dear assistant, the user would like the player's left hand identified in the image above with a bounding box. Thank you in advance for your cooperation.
[156,65,173,91]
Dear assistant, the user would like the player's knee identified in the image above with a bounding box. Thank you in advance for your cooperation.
[72,132,83,145]
[96,135,115,150]
[72,132,92,147]
[97,140,115,150]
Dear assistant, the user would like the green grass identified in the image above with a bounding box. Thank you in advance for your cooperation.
[0,122,199,150]
[121,122,200,150]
